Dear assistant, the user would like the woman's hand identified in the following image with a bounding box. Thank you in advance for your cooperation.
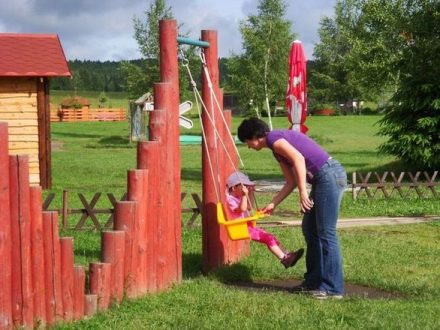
[262,202,275,215]
[299,191,314,213]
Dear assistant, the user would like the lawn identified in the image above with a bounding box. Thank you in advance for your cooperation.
[49,115,440,329]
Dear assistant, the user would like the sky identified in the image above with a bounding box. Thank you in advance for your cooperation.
[0,0,336,61]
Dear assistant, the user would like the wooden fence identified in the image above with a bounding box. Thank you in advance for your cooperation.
[50,108,126,122]
[43,171,439,232]
[352,171,439,200]
[43,191,203,230]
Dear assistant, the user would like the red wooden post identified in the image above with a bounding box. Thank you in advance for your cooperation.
[113,200,138,298]
[62,190,69,229]
[224,110,250,261]
[160,19,182,283]
[137,142,160,293]
[83,294,97,318]
[0,123,12,329]
[60,237,74,321]
[42,211,63,325]
[151,85,172,291]
[101,231,125,304]
[73,266,85,320]
[127,169,149,293]
[29,186,47,326]
[201,30,226,272]
[9,155,33,328]
[89,262,111,311]
[216,90,234,262]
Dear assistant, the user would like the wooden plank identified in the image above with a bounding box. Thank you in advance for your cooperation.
[88,263,111,311]
[29,173,40,185]
[0,93,37,99]
[29,165,40,173]
[73,266,85,320]
[113,201,138,298]
[29,186,47,326]
[8,126,38,134]
[0,104,37,113]
[0,112,38,120]
[60,238,74,321]
[9,155,33,328]
[0,105,37,112]
[56,108,126,122]
[0,123,12,329]
[9,141,39,149]
[8,149,39,156]
[0,77,37,91]
[6,120,38,127]
[42,212,63,325]
[8,135,39,142]
[101,231,125,304]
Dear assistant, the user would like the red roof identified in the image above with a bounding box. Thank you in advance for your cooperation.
[0,33,71,77]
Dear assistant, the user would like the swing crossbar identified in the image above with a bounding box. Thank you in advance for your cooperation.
[216,203,267,241]
[177,37,210,48]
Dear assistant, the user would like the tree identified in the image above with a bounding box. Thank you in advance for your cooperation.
[378,0,440,169]
[313,0,439,167]
[120,0,173,99]
[120,0,197,101]
[98,91,108,108]
[310,0,368,112]
[227,0,294,125]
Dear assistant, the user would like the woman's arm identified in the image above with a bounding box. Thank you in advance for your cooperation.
[271,138,314,213]
[263,161,296,214]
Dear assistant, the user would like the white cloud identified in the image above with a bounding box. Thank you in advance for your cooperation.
[0,0,336,61]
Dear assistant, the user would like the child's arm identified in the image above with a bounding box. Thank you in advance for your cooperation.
[239,185,249,212]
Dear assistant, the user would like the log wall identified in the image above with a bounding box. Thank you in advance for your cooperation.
[0,78,40,186]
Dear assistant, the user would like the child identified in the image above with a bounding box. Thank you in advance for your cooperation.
[225,171,304,268]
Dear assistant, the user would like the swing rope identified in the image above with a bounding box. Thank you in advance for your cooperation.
[198,52,260,212]
[180,49,264,218]
[180,53,221,202]
[199,53,245,169]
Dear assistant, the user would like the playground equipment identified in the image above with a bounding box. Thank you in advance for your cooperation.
[0,19,253,328]
[216,203,267,240]
[180,49,267,241]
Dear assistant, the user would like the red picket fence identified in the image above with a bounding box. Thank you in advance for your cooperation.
[50,108,126,122]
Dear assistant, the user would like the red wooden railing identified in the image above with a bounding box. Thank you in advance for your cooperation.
[0,19,250,329]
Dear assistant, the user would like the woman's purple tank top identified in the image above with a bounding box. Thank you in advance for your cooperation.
[266,130,329,176]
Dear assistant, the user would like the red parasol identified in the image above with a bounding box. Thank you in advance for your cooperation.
[286,40,308,133]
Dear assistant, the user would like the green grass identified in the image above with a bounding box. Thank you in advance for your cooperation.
[56,222,440,329]
[48,115,440,329]
[49,116,439,220]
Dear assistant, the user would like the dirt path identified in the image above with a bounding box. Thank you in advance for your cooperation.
[227,279,403,299]
[261,216,438,228]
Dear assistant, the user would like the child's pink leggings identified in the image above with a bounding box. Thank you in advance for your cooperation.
[247,223,280,248]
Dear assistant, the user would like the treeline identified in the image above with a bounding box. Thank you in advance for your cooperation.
[51,58,231,92]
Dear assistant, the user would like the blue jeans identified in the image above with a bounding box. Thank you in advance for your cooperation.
[302,159,346,295]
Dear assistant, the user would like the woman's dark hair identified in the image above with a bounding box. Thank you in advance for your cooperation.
[237,117,270,142]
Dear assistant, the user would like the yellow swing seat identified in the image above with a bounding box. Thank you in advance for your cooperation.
[216,202,267,241]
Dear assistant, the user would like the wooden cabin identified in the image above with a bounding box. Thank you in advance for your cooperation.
[0,33,71,188]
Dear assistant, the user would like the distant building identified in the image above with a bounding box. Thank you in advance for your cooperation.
[0,33,71,188]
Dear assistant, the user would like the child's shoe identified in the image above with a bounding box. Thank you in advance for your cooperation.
[281,248,304,268]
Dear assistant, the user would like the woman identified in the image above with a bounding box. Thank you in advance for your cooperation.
[237,117,347,299]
